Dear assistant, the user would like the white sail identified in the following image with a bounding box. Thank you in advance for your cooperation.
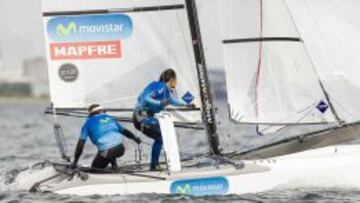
[219,0,336,124]
[285,0,360,123]
[42,0,201,122]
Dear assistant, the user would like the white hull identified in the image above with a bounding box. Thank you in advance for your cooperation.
[12,145,360,196]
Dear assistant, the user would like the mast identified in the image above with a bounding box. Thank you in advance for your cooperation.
[185,0,221,155]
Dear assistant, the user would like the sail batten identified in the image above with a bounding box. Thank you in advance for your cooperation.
[42,0,187,12]
[230,121,335,126]
[223,37,302,44]
[43,4,186,16]
[42,0,202,123]
[217,0,360,156]
[219,0,336,125]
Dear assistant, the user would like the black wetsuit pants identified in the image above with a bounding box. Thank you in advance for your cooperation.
[91,144,125,170]
[133,112,163,168]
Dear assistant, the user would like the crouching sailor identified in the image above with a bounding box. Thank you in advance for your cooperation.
[70,104,141,170]
[133,69,194,171]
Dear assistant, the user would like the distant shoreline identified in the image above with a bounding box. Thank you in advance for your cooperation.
[0,96,50,104]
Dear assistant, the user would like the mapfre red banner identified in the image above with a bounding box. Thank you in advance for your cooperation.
[50,41,121,60]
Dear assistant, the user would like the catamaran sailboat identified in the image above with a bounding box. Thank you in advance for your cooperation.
[9,0,360,196]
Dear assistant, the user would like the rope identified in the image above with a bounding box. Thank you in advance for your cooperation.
[29,173,62,193]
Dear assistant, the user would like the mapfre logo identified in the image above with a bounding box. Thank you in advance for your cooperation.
[47,14,133,42]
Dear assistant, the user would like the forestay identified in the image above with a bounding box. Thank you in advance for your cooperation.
[42,0,201,123]
[219,0,337,125]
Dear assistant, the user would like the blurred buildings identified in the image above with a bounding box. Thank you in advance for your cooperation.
[0,0,47,98]
[0,52,49,98]
[23,57,49,97]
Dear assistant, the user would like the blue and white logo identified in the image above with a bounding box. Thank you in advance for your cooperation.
[47,14,133,42]
[182,91,194,104]
[170,177,229,196]
[316,100,329,113]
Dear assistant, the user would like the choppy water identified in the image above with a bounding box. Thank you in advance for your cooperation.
[1,102,360,203]
[3,189,360,203]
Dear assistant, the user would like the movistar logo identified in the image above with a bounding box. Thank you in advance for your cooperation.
[170,177,229,196]
[56,22,77,37]
[99,117,111,125]
[47,14,133,42]
[176,184,192,194]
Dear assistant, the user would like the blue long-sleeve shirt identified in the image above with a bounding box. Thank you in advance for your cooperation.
[80,113,125,151]
[135,81,186,114]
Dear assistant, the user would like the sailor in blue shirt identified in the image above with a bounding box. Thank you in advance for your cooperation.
[70,104,141,170]
[133,69,194,171]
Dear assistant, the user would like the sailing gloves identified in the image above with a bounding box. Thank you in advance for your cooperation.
[133,136,142,144]
[69,161,77,169]
[160,99,169,106]
[122,129,142,144]
[70,139,86,169]
[160,98,196,109]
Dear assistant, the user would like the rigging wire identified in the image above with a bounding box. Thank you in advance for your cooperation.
[283,0,343,126]
[236,0,350,154]
[261,105,330,142]
[325,94,360,148]
[254,0,264,135]
[330,98,358,121]
[51,103,70,162]
[237,102,336,155]
[216,0,346,156]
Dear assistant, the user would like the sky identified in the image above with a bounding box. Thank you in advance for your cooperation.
[0,0,224,80]
[0,0,46,77]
